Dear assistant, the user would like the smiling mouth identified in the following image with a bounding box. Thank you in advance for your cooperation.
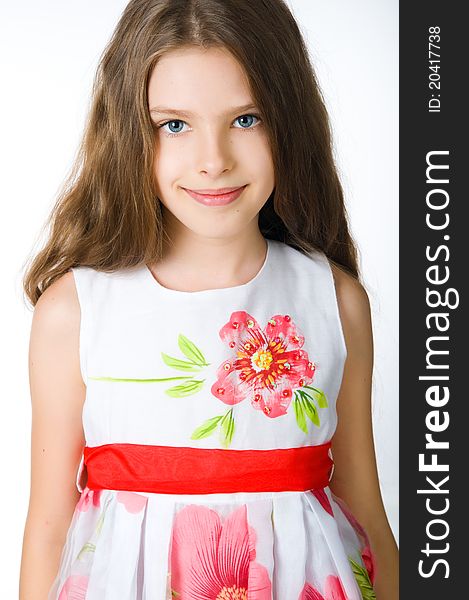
[186,186,245,195]
[182,185,247,206]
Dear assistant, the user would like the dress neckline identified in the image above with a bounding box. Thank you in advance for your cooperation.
[143,237,272,297]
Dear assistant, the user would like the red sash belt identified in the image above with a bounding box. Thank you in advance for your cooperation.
[83,441,333,494]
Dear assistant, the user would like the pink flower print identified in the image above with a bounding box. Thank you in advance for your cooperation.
[299,583,324,600]
[170,503,272,599]
[76,487,102,512]
[361,545,376,586]
[312,488,334,517]
[58,574,89,599]
[116,491,147,514]
[299,575,348,600]
[213,311,315,418]
[332,494,368,540]
[330,493,377,585]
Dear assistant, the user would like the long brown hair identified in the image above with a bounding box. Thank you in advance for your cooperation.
[22,0,361,307]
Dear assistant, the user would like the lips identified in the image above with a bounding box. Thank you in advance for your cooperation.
[182,185,247,207]
[189,186,243,194]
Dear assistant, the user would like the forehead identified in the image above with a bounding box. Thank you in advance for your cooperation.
[147,46,254,112]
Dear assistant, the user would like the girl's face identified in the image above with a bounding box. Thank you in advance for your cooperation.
[148,46,275,241]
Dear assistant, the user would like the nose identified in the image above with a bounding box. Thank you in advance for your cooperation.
[195,126,233,176]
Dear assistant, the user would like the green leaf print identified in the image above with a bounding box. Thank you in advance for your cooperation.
[161,352,204,372]
[219,408,235,448]
[89,375,190,383]
[190,408,236,448]
[348,556,377,600]
[293,385,329,433]
[89,332,210,399]
[293,396,308,433]
[190,415,224,439]
[77,542,96,560]
[95,506,106,536]
[165,379,206,397]
[75,500,110,562]
[177,333,209,366]
[298,392,320,426]
[304,385,328,408]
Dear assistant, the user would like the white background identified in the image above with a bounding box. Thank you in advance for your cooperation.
[0,1,398,595]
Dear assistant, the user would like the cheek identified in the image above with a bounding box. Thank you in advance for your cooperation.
[153,146,181,188]
[245,134,274,168]
[246,143,275,187]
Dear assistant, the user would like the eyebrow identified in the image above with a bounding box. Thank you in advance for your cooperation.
[149,103,259,117]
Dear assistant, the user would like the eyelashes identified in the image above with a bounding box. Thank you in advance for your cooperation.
[156,114,262,138]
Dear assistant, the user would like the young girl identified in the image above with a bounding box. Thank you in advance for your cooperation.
[19,1,398,599]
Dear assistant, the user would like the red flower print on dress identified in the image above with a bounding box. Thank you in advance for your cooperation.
[169,503,272,599]
[191,310,329,447]
[331,493,377,587]
[212,311,315,417]
[312,488,334,517]
[58,574,89,599]
[76,487,102,512]
[116,491,147,513]
[299,575,348,600]
[361,545,375,586]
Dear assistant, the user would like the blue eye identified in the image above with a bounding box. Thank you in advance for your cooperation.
[159,119,187,136]
[234,114,261,129]
[157,114,262,138]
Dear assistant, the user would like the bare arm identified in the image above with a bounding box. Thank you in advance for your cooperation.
[19,271,86,600]
[329,263,399,600]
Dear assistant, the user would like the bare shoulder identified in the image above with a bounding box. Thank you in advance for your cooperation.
[329,262,373,358]
[33,270,80,332]
[30,268,84,428]
[29,267,84,428]
[27,270,85,542]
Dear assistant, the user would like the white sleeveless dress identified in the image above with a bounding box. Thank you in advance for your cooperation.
[48,238,377,600]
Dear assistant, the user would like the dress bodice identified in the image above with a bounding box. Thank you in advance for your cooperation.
[72,238,346,451]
